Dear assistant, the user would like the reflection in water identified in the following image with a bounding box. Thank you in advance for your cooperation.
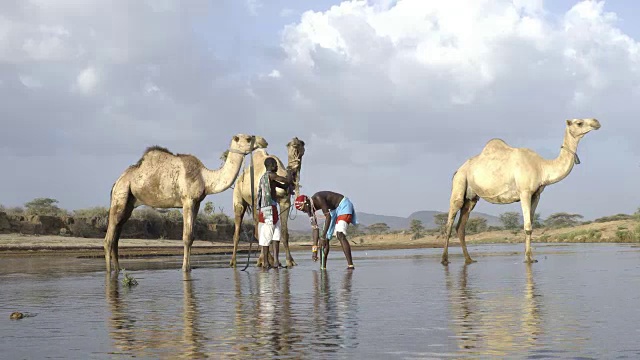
[312,270,359,353]
[182,273,206,359]
[105,273,139,354]
[444,263,543,357]
[105,272,209,358]
[231,269,306,358]
[6,245,640,358]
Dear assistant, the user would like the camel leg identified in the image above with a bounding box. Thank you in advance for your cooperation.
[520,192,538,264]
[182,200,199,272]
[441,174,467,265]
[279,198,297,268]
[456,197,478,264]
[104,189,135,273]
[230,201,248,267]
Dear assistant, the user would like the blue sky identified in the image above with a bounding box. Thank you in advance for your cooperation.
[1,0,639,222]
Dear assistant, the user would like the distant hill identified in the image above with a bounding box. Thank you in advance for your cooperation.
[286,209,501,232]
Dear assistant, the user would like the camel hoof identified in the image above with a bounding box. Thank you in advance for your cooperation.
[524,259,538,263]
[441,260,449,266]
[465,259,477,265]
[287,260,297,267]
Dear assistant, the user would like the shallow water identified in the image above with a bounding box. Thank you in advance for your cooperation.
[2,243,640,359]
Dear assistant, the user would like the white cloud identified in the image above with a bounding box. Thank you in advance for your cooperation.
[75,66,99,94]
[19,75,42,88]
[254,0,640,147]
[245,0,262,16]
[244,0,640,218]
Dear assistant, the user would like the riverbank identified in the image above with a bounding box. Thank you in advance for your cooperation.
[1,218,637,259]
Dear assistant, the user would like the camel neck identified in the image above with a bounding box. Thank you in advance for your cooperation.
[203,151,245,194]
[542,128,580,185]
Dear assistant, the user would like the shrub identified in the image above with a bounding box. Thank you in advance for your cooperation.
[73,207,109,229]
[499,212,521,230]
[544,212,583,228]
[24,198,68,216]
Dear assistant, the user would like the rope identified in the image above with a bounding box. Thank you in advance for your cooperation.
[241,137,257,272]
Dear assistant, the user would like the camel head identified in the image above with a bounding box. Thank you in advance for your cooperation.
[566,118,601,139]
[286,137,305,171]
[229,134,268,155]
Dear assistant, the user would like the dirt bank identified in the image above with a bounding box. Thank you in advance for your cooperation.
[1,218,637,259]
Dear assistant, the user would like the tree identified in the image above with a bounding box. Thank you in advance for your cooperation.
[544,212,583,228]
[433,213,449,234]
[466,217,488,234]
[349,223,364,236]
[499,212,521,230]
[203,201,214,216]
[533,212,543,228]
[367,222,390,234]
[409,219,425,240]
[24,198,66,216]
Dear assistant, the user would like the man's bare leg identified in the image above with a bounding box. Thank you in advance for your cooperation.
[321,239,329,270]
[273,241,282,268]
[337,232,355,269]
[261,246,271,269]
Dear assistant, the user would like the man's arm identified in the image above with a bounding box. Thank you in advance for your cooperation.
[269,171,293,189]
[314,196,331,240]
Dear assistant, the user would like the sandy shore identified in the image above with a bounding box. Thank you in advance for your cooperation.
[0,233,442,259]
[1,218,636,259]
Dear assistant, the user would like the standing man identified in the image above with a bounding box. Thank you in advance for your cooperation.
[294,191,357,270]
[257,157,294,269]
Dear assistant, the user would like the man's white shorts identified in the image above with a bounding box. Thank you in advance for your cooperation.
[333,220,349,236]
[258,221,281,246]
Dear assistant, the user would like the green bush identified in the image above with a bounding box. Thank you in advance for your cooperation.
[24,198,68,217]
[556,229,602,243]
[594,214,633,223]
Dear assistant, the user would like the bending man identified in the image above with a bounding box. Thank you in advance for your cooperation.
[294,191,357,270]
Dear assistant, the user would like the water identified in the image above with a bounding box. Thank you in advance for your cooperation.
[2,243,640,359]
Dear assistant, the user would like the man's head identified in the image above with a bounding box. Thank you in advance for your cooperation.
[294,195,309,212]
[264,157,278,172]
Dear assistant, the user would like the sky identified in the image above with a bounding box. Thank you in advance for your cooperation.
[1,0,639,221]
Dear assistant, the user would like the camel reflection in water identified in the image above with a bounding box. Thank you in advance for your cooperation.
[182,272,206,359]
[444,263,543,357]
[105,268,360,357]
[105,273,139,354]
[105,272,207,358]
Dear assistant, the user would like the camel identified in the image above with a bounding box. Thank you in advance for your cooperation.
[228,137,305,268]
[441,118,601,265]
[104,134,268,273]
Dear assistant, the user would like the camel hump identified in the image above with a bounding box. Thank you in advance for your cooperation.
[144,145,173,156]
[481,138,512,154]
[132,145,174,167]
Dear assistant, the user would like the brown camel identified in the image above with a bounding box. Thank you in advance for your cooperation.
[441,118,601,265]
[228,137,305,268]
[104,134,268,273]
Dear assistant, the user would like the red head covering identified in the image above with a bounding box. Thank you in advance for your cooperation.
[294,195,308,211]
